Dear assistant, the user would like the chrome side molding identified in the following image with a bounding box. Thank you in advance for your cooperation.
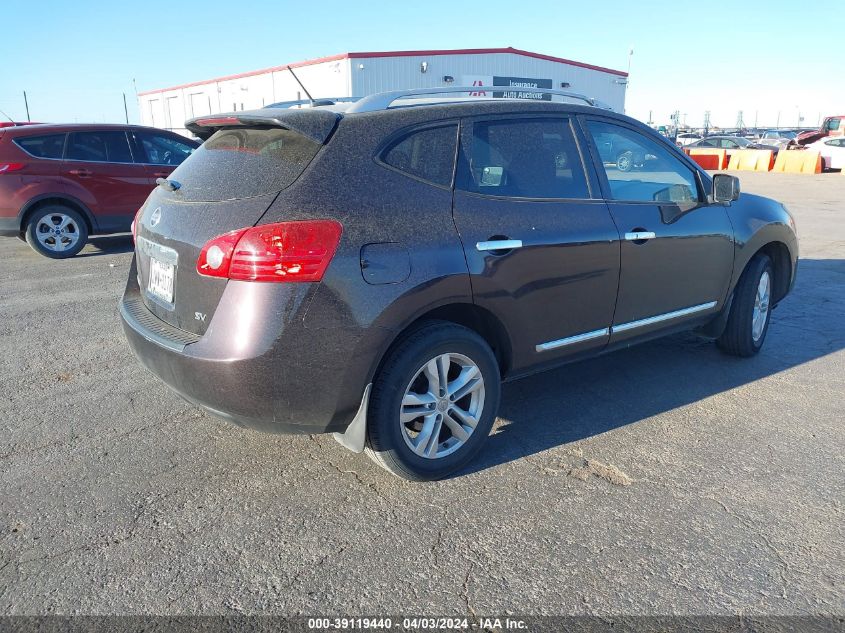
[535,301,718,353]
[611,301,717,333]
[535,328,609,352]
[624,231,656,241]
[476,239,523,252]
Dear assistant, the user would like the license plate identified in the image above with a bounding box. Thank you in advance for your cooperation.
[148,257,175,304]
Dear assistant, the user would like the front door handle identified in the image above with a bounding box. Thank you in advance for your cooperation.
[476,239,523,252]
[624,231,656,242]
[152,171,170,178]
[69,168,92,177]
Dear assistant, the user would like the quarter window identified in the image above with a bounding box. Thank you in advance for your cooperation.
[587,121,700,204]
[457,118,589,199]
[14,134,66,159]
[66,131,134,163]
[381,125,457,187]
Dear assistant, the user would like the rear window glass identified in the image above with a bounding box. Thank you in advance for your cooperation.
[14,134,65,159]
[66,131,134,163]
[166,127,321,201]
[381,125,457,186]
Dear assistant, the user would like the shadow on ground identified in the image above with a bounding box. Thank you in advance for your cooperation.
[77,234,134,257]
[461,258,844,476]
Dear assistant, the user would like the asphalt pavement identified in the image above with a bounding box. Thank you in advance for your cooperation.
[0,172,842,617]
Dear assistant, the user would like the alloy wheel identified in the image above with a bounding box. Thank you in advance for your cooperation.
[752,270,771,342]
[399,352,485,459]
[35,213,81,253]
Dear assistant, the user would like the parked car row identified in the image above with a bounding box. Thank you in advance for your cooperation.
[0,124,198,258]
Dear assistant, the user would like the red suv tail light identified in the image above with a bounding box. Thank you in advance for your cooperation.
[0,162,24,173]
[197,220,343,283]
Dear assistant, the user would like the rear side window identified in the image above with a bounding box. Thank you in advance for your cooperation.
[457,118,589,199]
[67,131,133,163]
[134,131,195,165]
[381,125,457,186]
[14,134,65,159]
[166,127,321,201]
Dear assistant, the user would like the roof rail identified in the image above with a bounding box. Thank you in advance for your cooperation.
[346,86,612,113]
[265,97,359,109]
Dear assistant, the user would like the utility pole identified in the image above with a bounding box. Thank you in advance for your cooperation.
[123,93,129,124]
[704,111,711,136]
[776,111,780,129]
[735,110,745,131]
[23,91,30,122]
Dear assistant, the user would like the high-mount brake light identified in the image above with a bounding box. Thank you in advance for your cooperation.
[196,220,342,283]
[195,116,241,127]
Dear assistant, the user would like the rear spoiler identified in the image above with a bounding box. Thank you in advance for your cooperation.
[185,108,341,143]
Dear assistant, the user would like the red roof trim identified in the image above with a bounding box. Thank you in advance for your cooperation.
[137,53,349,96]
[137,47,626,96]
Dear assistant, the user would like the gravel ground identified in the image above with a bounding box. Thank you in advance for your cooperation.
[0,172,842,617]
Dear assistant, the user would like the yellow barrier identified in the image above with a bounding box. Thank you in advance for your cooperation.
[772,150,823,174]
[727,149,774,172]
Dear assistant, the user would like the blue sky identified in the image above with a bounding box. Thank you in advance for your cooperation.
[1,0,841,128]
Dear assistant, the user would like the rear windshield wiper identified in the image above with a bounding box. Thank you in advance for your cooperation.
[156,177,181,191]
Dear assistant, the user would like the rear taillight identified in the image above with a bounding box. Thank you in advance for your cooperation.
[197,220,343,283]
[131,208,143,244]
[0,162,24,173]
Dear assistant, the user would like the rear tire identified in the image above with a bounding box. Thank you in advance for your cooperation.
[365,321,501,481]
[717,254,773,357]
[25,205,88,259]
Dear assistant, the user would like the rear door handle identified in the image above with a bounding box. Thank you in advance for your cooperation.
[152,171,170,178]
[624,231,656,242]
[69,168,92,177]
[476,239,523,252]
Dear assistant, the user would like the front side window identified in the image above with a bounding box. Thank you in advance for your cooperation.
[381,124,457,187]
[66,131,133,163]
[457,118,589,199]
[586,120,700,204]
[14,134,66,159]
[135,131,196,166]
[825,118,841,132]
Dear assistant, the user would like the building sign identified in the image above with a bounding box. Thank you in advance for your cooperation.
[462,76,553,100]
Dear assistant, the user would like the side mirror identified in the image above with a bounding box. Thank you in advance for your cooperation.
[712,174,740,203]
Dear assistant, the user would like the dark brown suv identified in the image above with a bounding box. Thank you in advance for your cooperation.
[121,88,798,481]
[0,123,198,258]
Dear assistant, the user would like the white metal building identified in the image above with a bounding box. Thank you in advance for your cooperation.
[138,47,628,137]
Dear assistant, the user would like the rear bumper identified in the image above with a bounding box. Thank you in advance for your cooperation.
[120,258,373,435]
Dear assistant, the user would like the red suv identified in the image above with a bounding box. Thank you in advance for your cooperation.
[0,124,198,258]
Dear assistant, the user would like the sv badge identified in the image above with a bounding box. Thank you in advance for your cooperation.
[194,312,206,322]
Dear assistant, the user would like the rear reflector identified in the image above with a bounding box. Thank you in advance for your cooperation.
[0,162,24,173]
[197,220,343,283]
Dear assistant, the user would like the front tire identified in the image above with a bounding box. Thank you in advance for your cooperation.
[717,254,774,357]
[365,321,501,481]
[25,205,88,259]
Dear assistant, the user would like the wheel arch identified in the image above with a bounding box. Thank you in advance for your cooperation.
[755,241,792,304]
[19,195,97,235]
[374,302,513,383]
